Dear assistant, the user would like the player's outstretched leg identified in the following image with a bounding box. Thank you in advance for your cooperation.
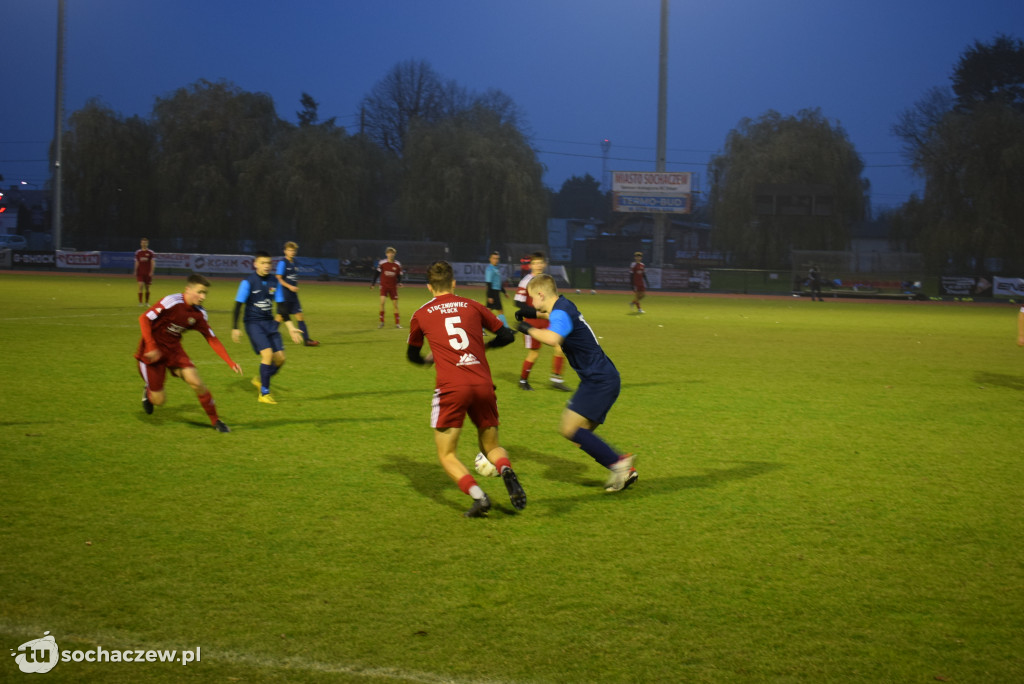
[501,467,527,510]
[456,473,492,517]
[487,448,526,510]
[605,453,638,492]
[464,493,492,518]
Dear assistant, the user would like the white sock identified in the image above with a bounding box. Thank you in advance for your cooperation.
[469,485,485,500]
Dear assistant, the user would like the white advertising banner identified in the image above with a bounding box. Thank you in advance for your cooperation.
[189,254,254,274]
[611,171,691,214]
[154,252,195,269]
[449,262,570,287]
[612,194,691,214]
[153,253,254,274]
[612,171,691,194]
[993,277,1024,297]
[56,250,101,269]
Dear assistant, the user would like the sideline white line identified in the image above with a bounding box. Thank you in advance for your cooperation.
[0,621,524,684]
[1,312,133,321]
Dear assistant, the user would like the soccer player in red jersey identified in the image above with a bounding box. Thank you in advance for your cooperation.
[514,252,570,391]
[134,237,157,306]
[630,251,650,313]
[135,273,242,432]
[406,260,526,517]
[371,246,403,328]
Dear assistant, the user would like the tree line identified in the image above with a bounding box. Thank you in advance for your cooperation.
[59,60,547,256]
[891,34,1024,274]
[704,33,1024,272]
[54,36,1024,272]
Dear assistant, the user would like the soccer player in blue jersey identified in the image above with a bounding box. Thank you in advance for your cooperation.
[515,274,638,492]
[275,241,319,346]
[232,251,303,404]
[483,251,509,328]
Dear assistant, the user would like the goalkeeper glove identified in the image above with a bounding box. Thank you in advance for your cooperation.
[514,305,537,321]
[516,321,532,335]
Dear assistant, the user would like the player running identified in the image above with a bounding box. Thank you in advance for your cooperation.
[135,273,241,432]
[371,246,403,328]
[406,260,526,517]
[516,274,638,492]
[630,251,650,313]
[275,241,319,346]
[514,251,570,391]
[232,251,303,404]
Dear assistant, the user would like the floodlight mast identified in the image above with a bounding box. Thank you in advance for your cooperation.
[600,138,611,192]
[652,0,669,268]
[52,0,66,250]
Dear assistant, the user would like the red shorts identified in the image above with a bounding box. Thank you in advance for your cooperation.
[524,317,548,350]
[633,284,646,294]
[135,344,193,393]
[137,273,153,285]
[380,287,398,300]
[430,384,499,430]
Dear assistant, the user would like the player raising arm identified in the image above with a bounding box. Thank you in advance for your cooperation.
[406,260,526,517]
[515,274,638,492]
[135,273,242,432]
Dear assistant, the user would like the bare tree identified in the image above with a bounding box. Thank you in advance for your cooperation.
[360,59,446,154]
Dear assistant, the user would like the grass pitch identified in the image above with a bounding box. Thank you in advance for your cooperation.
[2,273,1022,683]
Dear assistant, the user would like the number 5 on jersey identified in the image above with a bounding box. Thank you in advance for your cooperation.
[445,316,469,350]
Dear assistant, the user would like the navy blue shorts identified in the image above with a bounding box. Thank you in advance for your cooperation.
[485,289,504,311]
[567,375,621,425]
[245,319,284,354]
[277,298,302,316]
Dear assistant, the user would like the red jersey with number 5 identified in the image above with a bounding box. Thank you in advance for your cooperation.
[408,293,503,389]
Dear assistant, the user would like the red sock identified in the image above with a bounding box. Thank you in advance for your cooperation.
[138,292,143,303]
[394,312,400,325]
[492,455,511,472]
[520,360,535,381]
[197,391,220,425]
[379,310,384,323]
[553,356,564,376]
[457,474,477,495]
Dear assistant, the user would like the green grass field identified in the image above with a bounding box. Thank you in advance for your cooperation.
[2,273,1022,683]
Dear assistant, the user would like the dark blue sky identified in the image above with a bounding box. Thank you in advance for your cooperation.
[4,0,1022,211]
